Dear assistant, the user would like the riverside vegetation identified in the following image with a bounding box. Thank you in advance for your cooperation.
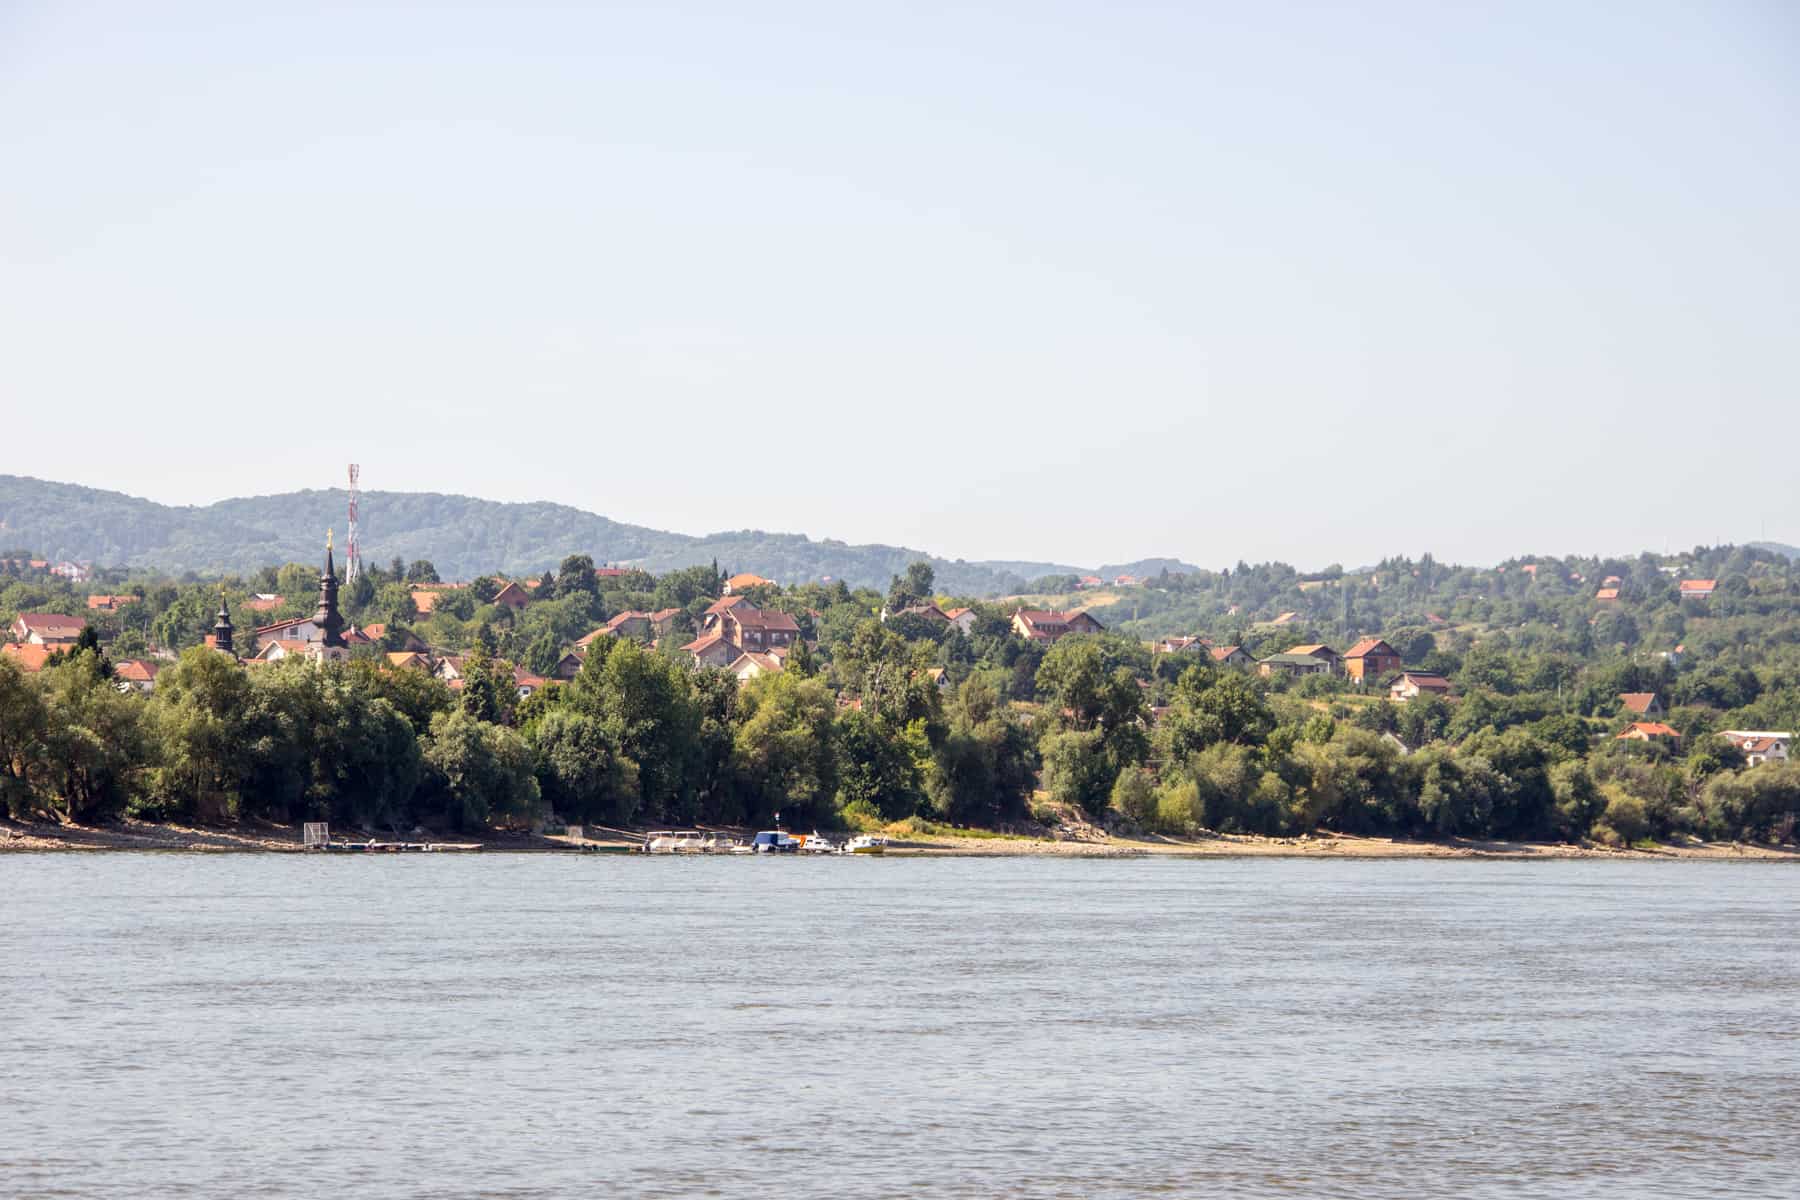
[2,546,1798,846]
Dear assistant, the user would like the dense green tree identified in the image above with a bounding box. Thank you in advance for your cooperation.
[734,672,839,826]
[571,639,702,823]
[556,554,598,600]
[147,647,255,821]
[0,654,48,818]
[421,709,539,830]
[526,709,638,826]
[35,650,149,823]
[886,561,937,612]
[1041,729,1115,816]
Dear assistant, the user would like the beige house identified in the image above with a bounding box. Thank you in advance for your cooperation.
[9,613,84,645]
[1390,672,1452,701]
[1012,609,1105,643]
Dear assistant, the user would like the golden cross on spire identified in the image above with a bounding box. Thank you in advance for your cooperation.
[327,527,334,551]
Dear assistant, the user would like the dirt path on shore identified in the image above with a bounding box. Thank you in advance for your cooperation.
[4,817,1795,861]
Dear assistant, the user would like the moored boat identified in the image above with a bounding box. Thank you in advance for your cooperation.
[841,834,887,855]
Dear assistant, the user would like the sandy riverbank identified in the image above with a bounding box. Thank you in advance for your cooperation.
[891,830,1800,860]
[3,817,1796,861]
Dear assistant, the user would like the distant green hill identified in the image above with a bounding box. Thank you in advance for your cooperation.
[0,475,1084,594]
[1751,541,1799,561]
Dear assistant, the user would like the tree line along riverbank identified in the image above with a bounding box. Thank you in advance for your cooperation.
[3,550,1798,848]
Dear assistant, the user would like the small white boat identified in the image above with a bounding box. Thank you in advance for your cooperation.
[645,830,740,854]
[841,834,887,855]
[644,830,708,854]
[799,831,837,853]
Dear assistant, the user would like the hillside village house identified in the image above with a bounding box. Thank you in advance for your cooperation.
[1679,579,1716,600]
[113,659,159,693]
[1258,652,1331,678]
[410,586,453,615]
[698,596,800,652]
[1011,609,1105,643]
[1158,636,1208,654]
[245,593,284,613]
[491,581,532,611]
[728,651,784,683]
[1390,672,1452,702]
[580,608,682,644]
[1617,721,1681,745]
[724,573,772,594]
[9,613,85,645]
[1288,644,1341,672]
[1342,638,1403,681]
[1210,645,1253,669]
[1619,692,1664,717]
[886,603,951,626]
[1,643,63,673]
[362,624,428,652]
[944,607,977,637]
[1594,588,1620,603]
[1718,731,1791,767]
[680,631,743,669]
[86,594,136,612]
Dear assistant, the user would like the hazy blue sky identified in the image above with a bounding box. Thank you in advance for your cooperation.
[4,2,1795,570]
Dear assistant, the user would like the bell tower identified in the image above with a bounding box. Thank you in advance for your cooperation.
[315,529,347,649]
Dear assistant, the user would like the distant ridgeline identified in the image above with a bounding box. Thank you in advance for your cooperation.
[0,475,1167,594]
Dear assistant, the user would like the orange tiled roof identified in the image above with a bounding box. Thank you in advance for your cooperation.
[1,643,60,672]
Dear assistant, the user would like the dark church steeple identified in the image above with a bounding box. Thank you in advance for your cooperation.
[212,587,234,655]
[315,529,347,649]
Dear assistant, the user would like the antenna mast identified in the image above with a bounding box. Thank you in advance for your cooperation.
[345,464,362,585]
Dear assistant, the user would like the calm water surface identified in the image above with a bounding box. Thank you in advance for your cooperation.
[3,855,1797,1198]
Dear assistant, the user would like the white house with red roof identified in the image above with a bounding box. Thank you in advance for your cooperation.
[1718,730,1791,767]
[1678,579,1716,600]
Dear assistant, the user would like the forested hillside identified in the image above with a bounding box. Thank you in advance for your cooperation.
[0,476,1075,593]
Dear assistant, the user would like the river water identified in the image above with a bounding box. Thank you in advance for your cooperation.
[3,855,1796,1198]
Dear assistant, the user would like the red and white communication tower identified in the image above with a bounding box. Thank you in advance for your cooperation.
[345,464,362,585]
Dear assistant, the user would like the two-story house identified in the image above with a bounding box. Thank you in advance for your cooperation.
[1342,638,1403,681]
[1011,609,1105,643]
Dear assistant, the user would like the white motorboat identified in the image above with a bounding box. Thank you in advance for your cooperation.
[643,830,708,854]
[799,831,837,853]
[841,834,887,855]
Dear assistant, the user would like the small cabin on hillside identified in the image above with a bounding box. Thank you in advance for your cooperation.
[1390,672,1452,702]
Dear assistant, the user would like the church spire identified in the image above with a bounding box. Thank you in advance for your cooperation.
[212,586,234,656]
[315,528,346,649]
